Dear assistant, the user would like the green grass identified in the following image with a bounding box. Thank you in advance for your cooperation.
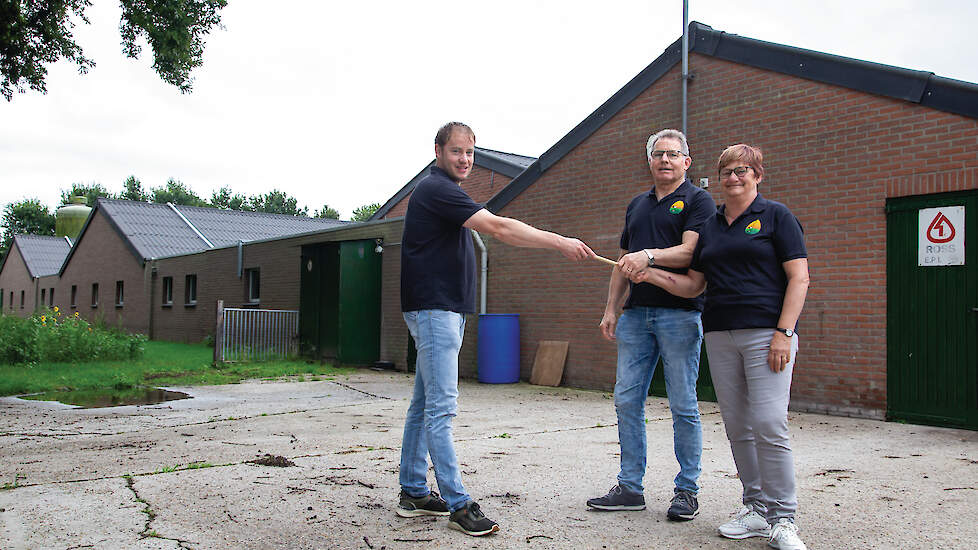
[0,340,352,396]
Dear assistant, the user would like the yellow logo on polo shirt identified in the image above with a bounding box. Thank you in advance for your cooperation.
[669,200,685,214]
[745,219,761,235]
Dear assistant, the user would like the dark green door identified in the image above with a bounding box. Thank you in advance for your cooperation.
[337,240,382,364]
[650,341,716,402]
[299,243,339,360]
[299,248,320,357]
[886,190,978,430]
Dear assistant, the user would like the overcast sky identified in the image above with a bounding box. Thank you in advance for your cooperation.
[2,1,976,219]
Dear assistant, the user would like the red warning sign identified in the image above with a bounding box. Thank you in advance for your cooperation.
[926,212,956,243]
[918,206,965,266]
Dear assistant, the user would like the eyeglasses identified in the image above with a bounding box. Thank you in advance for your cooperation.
[719,166,752,178]
[650,150,686,160]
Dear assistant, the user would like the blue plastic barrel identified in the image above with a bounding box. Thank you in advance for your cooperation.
[477,314,520,383]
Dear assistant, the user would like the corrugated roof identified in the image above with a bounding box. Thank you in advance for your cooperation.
[476,147,536,170]
[176,204,348,248]
[99,200,209,259]
[64,199,348,268]
[13,234,71,277]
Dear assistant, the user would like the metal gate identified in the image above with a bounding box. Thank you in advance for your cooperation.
[215,302,299,362]
[886,190,977,430]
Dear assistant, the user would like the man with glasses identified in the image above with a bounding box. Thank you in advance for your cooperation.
[587,128,715,522]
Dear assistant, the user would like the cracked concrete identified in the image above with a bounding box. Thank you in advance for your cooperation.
[1,370,976,549]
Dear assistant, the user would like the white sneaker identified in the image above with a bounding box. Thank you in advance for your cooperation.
[718,506,771,539]
[768,518,807,550]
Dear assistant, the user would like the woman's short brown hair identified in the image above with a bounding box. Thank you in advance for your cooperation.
[717,144,765,180]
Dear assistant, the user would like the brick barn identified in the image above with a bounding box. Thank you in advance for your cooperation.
[0,235,69,315]
[373,23,978,428]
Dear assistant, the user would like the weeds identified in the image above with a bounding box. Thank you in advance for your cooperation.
[0,308,145,365]
[0,340,352,396]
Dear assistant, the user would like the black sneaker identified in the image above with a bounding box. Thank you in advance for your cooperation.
[666,490,699,521]
[586,484,646,511]
[395,489,450,518]
[448,501,499,536]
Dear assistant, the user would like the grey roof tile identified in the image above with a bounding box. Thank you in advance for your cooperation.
[13,234,71,277]
[96,199,348,260]
[176,204,347,248]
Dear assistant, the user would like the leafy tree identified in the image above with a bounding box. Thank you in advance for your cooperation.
[313,204,340,220]
[119,175,149,202]
[1,0,227,101]
[1,199,57,259]
[60,182,113,207]
[150,178,207,206]
[249,189,307,216]
[351,202,381,222]
[210,186,250,211]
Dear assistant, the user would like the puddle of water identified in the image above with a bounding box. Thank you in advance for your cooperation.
[20,387,191,408]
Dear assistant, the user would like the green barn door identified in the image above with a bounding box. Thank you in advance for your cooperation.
[886,190,978,430]
[337,240,382,364]
[299,243,339,361]
[299,247,321,358]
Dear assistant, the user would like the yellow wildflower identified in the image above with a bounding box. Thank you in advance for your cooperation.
[53,306,59,313]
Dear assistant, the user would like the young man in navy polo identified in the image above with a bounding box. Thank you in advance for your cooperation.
[588,128,715,521]
[397,122,594,536]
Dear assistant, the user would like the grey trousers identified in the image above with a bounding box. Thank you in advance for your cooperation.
[705,328,798,523]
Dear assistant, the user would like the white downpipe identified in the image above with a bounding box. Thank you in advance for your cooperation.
[470,229,488,314]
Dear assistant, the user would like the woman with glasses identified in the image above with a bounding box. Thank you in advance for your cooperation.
[627,144,810,550]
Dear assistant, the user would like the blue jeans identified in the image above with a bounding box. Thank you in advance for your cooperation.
[399,310,470,512]
[614,307,703,495]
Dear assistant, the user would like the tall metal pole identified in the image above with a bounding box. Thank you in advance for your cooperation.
[682,0,689,135]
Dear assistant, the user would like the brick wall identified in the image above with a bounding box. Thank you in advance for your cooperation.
[152,221,408,360]
[56,211,150,333]
[480,54,978,416]
[0,243,35,316]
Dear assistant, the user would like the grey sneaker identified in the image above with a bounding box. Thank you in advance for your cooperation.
[395,489,449,517]
[718,505,771,539]
[448,501,499,536]
[666,490,699,521]
[586,484,646,511]
[768,518,807,550]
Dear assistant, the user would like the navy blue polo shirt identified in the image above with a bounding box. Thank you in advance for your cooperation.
[400,166,484,314]
[690,194,807,332]
[620,178,715,311]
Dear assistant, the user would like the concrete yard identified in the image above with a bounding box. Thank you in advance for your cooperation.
[1,370,976,549]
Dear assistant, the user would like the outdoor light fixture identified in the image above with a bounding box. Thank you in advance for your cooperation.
[374,239,383,254]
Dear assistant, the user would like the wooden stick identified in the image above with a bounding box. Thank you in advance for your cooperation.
[593,255,619,267]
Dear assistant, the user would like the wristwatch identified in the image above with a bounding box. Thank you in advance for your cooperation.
[775,327,795,337]
[644,249,655,267]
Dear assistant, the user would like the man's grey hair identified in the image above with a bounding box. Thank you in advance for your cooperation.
[646,129,690,158]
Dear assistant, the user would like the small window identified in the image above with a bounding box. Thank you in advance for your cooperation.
[115,281,124,307]
[245,268,260,303]
[9,291,14,310]
[41,288,46,305]
[49,288,55,307]
[91,283,99,308]
[185,274,197,306]
[21,290,25,309]
[162,277,173,306]
[70,285,77,308]
[1,288,4,309]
